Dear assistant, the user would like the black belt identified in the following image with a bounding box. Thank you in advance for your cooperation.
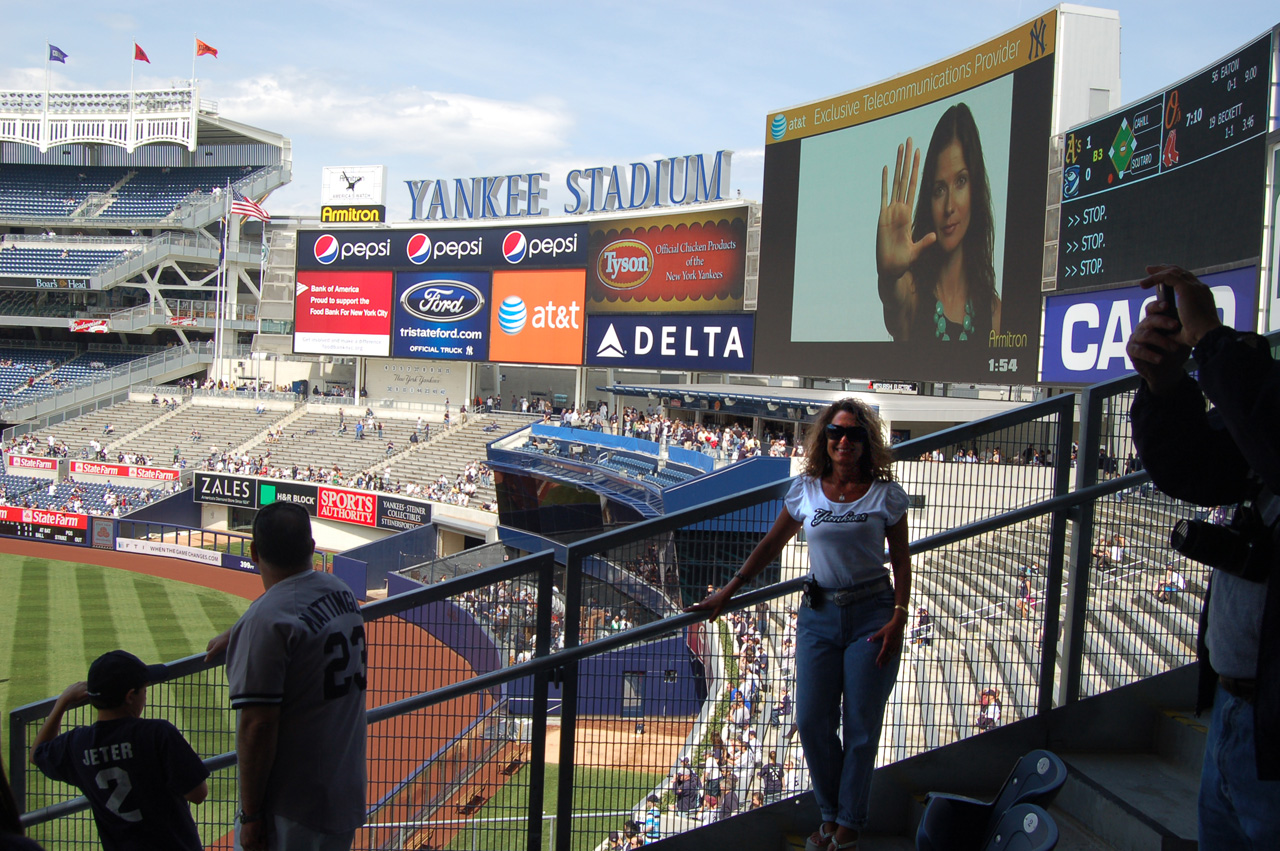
[1220,675,1257,702]
[823,575,892,607]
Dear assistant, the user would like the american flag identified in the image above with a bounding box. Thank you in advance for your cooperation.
[230,190,270,222]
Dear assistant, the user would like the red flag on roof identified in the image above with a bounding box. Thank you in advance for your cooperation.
[134,43,150,63]
[196,39,218,58]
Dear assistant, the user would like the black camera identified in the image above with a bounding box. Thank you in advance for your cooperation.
[1170,500,1273,583]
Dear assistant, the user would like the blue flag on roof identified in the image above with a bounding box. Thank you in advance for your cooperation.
[48,45,68,64]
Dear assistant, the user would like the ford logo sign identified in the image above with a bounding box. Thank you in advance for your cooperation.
[401,281,485,322]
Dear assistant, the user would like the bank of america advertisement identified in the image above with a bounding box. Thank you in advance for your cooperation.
[585,314,754,370]
[585,208,748,313]
[755,12,1057,383]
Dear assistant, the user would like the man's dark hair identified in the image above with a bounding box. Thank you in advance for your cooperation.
[252,501,314,572]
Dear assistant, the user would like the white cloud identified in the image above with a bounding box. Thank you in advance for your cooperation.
[216,74,574,173]
[95,13,137,31]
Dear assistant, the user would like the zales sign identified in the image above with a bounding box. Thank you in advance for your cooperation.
[406,151,732,220]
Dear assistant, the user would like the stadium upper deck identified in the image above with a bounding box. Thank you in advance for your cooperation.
[0,83,291,425]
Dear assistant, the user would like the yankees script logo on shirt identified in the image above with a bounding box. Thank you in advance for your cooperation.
[810,509,869,526]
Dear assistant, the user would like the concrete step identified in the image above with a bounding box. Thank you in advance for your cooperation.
[1050,805,1122,850]
[783,832,915,850]
[1055,749,1199,850]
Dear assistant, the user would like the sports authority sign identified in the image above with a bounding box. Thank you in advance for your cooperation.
[318,486,376,527]
[70,461,181,481]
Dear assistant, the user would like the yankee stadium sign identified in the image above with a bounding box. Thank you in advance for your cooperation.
[406,151,732,220]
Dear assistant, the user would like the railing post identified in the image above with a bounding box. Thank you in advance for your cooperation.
[525,551,556,851]
[554,545,583,851]
[1038,394,1077,714]
[1058,384,1106,706]
[8,711,26,813]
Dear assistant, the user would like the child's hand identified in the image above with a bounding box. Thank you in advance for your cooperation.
[59,681,90,708]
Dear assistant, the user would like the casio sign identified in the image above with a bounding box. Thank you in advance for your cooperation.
[401,281,485,322]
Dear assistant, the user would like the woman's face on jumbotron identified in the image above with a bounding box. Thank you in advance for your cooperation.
[930,137,971,254]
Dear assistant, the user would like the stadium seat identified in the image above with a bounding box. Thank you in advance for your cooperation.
[916,750,1066,851]
[981,804,1058,851]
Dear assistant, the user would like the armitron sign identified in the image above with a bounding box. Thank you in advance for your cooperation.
[321,205,386,223]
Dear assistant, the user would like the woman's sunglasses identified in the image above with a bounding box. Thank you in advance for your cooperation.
[824,423,868,443]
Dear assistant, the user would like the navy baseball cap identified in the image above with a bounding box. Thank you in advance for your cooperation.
[87,650,166,705]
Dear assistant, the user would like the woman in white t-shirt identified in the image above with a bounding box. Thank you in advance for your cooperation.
[688,399,911,851]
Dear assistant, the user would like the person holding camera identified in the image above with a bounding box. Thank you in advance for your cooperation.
[1126,264,1280,847]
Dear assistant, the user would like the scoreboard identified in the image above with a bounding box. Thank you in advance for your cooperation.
[0,505,88,545]
[1057,33,1273,291]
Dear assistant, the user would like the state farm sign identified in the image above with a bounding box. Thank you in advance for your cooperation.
[70,461,181,481]
[5,455,57,472]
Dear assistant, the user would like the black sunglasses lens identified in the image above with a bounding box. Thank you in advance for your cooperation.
[825,424,866,442]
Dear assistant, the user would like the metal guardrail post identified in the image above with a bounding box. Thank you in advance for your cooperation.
[524,551,557,851]
[1038,395,1076,713]
[554,545,583,851]
[8,711,26,812]
[1059,383,1107,705]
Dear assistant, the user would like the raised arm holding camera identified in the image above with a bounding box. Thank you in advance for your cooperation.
[1126,264,1280,847]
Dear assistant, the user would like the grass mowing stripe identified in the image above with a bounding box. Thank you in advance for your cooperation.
[131,575,192,663]
[198,591,247,635]
[76,564,120,664]
[12,558,54,704]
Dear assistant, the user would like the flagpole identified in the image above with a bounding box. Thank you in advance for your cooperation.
[43,41,50,154]
[128,45,135,152]
[215,184,230,386]
[191,34,197,84]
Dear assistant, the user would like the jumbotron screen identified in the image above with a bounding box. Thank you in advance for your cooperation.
[754,13,1058,384]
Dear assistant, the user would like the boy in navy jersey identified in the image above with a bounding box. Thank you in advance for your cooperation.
[30,650,209,851]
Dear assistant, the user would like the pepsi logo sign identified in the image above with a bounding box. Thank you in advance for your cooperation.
[314,234,339,265]
[407,233,432,264]
[503,231,528,264]
[401,281,485,323]
[598,239,653,289]
[313,236,391,263]
[503,230,579,264]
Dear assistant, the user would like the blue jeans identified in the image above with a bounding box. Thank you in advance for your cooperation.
[1199,683,1280,848]
[795,586,900,830]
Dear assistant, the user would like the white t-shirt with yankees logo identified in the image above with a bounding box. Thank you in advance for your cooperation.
[784,476,908,588]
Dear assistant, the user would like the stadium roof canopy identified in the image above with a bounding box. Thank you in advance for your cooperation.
[604,382,1030,424]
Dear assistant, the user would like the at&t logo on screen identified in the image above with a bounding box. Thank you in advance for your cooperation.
[502,230,579,264]
[313,235,391,265]
[488,269,586,365]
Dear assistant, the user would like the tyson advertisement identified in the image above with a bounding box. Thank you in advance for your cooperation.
[586,208,748,313]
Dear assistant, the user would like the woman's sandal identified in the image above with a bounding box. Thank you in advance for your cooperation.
[803,824,836,851]
[827,838,858,851]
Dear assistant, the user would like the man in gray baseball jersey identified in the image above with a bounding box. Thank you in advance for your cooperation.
[213,501,367,851]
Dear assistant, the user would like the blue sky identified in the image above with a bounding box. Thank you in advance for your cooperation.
[2,1,1276,220]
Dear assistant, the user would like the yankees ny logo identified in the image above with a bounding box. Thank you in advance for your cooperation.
[1028,18,1047,60]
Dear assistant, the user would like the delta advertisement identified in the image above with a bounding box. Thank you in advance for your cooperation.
[1041,265,1259,384]
[585,208,748,313]
[754,12,1058,383]
[585,314,755,370]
